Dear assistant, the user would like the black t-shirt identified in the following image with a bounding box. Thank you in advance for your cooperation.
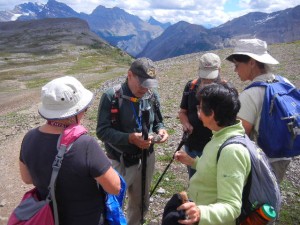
[20,128,111,225]
[180,79,212,151]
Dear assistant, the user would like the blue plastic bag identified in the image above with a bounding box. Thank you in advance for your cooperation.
[105,172,127,225]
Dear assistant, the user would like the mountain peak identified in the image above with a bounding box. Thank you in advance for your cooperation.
[148,16,171,29]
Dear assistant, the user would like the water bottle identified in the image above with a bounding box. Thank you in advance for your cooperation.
[240,204,277,225]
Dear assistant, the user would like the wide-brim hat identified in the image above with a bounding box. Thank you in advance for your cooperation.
[130,58,158,88]
[38,76,94,120]
[198,53,221,79]
[226,39,279,65]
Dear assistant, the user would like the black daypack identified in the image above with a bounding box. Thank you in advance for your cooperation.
[217,135,281,223]
[245,75,300,158]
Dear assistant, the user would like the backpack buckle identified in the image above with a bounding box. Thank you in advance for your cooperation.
[52,155,63,168]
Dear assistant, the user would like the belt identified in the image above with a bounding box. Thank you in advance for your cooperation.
[106,142,154,160]
[123,148,154,159]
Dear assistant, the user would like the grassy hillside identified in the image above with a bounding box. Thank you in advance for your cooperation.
[0,43,132,115]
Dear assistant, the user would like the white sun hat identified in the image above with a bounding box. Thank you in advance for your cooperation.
[226,38,279,65]
[198,53,221,79]
[38,76,94,120]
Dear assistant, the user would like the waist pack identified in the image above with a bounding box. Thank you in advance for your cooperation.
[217,135,281,223]
[245,75,300,158]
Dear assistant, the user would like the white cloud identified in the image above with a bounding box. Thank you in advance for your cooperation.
[149,0,198,9]
[0,0,300,27]
[239,0,299,12]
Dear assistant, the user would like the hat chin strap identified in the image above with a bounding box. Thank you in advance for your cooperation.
[47,115,79,128]
[47,120,69,128]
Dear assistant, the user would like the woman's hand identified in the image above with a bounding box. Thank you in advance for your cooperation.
[174,150,195,166]
[177,201,201,224]
[153,129,169,143]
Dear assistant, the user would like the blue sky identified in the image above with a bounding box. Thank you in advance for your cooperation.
[224,0,241,12]
[1,0,300,27]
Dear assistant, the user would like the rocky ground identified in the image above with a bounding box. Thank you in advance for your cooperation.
[0,42,300,225]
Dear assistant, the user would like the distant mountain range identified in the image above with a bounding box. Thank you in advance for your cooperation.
[1,0,300,61]
[140,5,300,60]
[0,0,167,57]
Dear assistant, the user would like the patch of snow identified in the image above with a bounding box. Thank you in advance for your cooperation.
[10,14,21,21]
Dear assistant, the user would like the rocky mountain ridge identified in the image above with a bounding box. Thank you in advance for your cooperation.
[0,17,108,53]
[0,1,299,61]
[140,5,300,60]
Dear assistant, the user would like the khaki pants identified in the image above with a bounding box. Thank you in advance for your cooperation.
[111,151,155,225]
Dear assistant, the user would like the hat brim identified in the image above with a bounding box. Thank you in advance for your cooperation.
[226,52,279,65]
[138,77,158,88]
[38,89,94,120]
[198,69,219,79]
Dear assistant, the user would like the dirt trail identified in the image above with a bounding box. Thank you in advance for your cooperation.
[0,89,39,224]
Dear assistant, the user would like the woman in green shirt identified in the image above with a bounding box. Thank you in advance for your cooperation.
[175,82,251,225]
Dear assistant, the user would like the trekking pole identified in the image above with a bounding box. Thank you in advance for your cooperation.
[150,131,189,197]
[140,100,150,225]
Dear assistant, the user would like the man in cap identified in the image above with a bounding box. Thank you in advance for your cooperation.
[96,58,168,225]
[178,53,222,178]
[226,38,294,183]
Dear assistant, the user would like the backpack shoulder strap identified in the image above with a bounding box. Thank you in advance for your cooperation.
[58,124,88,148]
[50,124,88,225]
[244,75,291,90]
[189,78,201,91]
[112,84,122,105]
[111,85,122,126]
[216,135,253,222]
[216,135,247,162]
[151,90,163,123]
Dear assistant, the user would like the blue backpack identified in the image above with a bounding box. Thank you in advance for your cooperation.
[245,75,300,158]
[217,135,281,223]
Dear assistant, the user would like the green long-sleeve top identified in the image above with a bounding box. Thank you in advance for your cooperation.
[188,120,251,225]
[96,82,165,157]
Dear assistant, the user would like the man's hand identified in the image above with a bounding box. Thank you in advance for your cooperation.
[129,132,152,149]
[182,122,193,134]
[178,109,193,134]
